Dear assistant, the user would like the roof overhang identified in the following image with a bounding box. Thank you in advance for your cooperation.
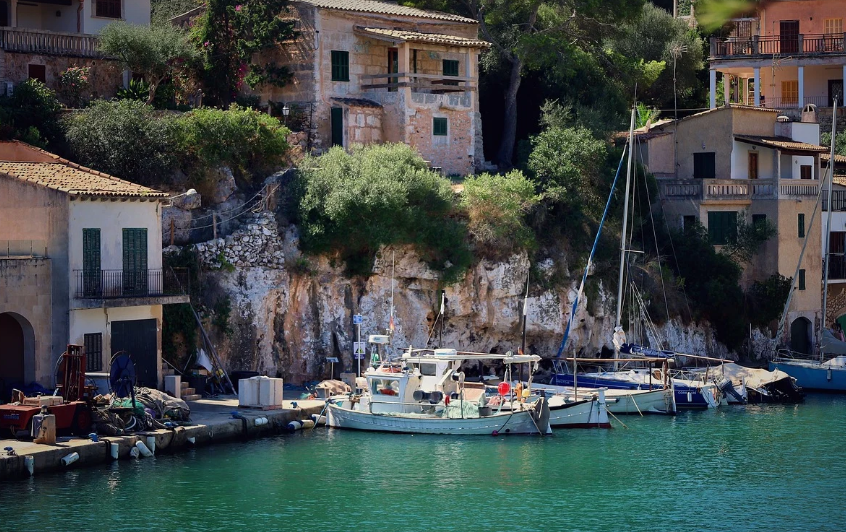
[734,134,828,155]
[354,26,490,49]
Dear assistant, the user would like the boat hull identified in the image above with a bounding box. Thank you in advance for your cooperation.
[546,396,610,428]
[551,373,715,409]
[769,360,846,392]
[326,400,552,435]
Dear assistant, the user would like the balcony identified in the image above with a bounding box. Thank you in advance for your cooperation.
[0,27,102,58]
[828,255,846,281]
[711,33,846,59]
[660,179,819,201]
[360,72,477,94]
[72,268,190,309]
[823,190,846,211]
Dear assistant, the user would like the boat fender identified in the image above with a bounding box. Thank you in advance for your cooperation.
[286,420,303,432]
[444,395,450,406]
[24,455,34,476]
[146,436,156,455]
[135,440,153,458]
[130,447,140,459]
[828,368,833,381]
[110,442,119,460]
[61,452,80,467]
[301,419,315,430]
[450,392,460,400]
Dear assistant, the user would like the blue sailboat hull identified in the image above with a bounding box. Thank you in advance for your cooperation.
[769,361,846,391]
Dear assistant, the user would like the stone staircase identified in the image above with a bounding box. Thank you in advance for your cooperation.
[161,362,202,401]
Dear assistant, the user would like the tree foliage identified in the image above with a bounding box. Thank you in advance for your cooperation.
[99,22,197,105]
[294,144,471,281]
[461,170,539,256]
[193,0,297,105]
[151,0,203,27]
[528,125,606,208]
[0,79,63,147]
[720,213,777,264]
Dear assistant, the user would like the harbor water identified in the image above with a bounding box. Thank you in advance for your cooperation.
[2,394,845,531]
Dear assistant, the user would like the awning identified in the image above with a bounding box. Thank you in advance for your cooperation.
[354,26,490,49]
[735,135,829,153]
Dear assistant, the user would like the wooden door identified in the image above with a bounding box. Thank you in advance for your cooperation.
[780,20,799,54]
[331,107,343,147]
[748,152,758,179]
[111,319,157,388]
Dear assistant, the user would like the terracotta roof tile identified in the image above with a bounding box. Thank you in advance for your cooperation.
[0,161,168,198]
[734,135,829,152]
[822,153,846,164]
[298,0,478,24]
[355,26,489,48]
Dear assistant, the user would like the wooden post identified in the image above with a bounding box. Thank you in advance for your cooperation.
[170,219,175,246]
[212,213,217,240]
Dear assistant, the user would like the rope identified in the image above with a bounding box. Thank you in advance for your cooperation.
[607,409,629,429]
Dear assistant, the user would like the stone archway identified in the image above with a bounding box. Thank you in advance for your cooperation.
[790,317,813,354]
[0,312,36,396]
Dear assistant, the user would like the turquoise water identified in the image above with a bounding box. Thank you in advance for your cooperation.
[2,394,845,531]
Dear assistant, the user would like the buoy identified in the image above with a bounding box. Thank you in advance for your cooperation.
[300,419,315,430]
[110,442,119,460]
[286,420,303,431]
[311,414,326,426]
[130,447,140,459]
[24,456,34,476]
[135,440,153,458]
[61,452,80,467]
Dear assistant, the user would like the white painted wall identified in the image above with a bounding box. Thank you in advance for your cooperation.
[17,4,42,29]
[83,0,150,34]
[731,141,776,179]
[790,155,817,179]
[40,2,79,33]
[69,305,162,378]
[68,199,163,275]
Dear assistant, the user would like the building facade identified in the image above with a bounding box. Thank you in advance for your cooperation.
[0,0,151,98]
[173,0,489,176]
[0,141,187,397]
[708,0,846,113]
[640,106,828,353]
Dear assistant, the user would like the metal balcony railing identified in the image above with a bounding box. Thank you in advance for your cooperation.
[711,32,846,58]
[73,268,189,299]
[827,255,846,280]
[823,190,846,211]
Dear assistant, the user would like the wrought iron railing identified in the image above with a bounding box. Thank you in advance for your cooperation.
[73,268,188,299]
[823,190,846,211]
[827,255,846,280]
[711,32,846,58]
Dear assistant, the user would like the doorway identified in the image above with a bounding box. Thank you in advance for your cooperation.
[790,317,812,354]
[0,313,25,395]
[829,79,843,106]
[780,20,799,54]
[387,48,398,92]
[111,319,158,388]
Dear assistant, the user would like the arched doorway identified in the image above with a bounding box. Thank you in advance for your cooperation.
[790,317,813,354]
[0,312,27,396]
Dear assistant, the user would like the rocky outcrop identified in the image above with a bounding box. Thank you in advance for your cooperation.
[182,221,739,384]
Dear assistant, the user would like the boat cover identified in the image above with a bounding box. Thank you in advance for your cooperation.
[821,329,846,356]
[714,363,792,390]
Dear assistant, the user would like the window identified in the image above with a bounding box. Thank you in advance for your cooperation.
[83,228,101,297]
[443,59,459,86]
[800,165,812,180]
[748,152,758,179]
[420,363,437,376]
[95,0,121,19]
[28,64,46,84]
[693,152,716,179]
[825,18,843,35]
[433,117,448,136]
[84,333,103,372]
[782,80,798,105]
[824,19,843,51]
[798,213,805,238]
[798,269,806,291]
[708,211,737,245]
[331,51,349,82]
[331,107,343,146]
[752,214,767,227]
[683,215,697,230]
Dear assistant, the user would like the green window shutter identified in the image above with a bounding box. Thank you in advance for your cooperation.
[798,213,805,238]
[443,60,459,77]
[798,269,806,290]
[433,117,448,136]
[331,51,349,82]
[331,107,344,146]
[708,211,737,245]
[83,228,101,296]
[122,228,148,295]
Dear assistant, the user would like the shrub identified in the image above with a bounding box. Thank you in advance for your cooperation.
[174,104,289,182]
[528,125,606,209]
[57,66,91,108]
[294,143,472,281]
[461,170,539,256]
[63,99,178,185]
[747,274,792,328]
[0,79,63,147]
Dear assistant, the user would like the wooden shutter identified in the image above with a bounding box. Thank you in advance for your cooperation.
[122,228,148,295]
[331,51,349,82]
[83,228,101,297]
[798,213,805,238]
[443,59,459,86]
[433,117,448,136]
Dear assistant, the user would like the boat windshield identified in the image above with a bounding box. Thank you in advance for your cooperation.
[371,378,400,396]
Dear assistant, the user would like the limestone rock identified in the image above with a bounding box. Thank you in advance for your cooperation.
[209,167,238,204]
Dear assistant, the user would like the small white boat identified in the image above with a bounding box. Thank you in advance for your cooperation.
[495,388,610,428]
[534,384,675,415]
[326,348,552,436]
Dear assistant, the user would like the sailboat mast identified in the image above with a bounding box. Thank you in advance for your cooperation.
[521,271,529,355]
[615,107,637,369]
[820,100,838,359]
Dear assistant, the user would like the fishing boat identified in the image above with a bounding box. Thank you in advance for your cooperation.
[689,363,803,404]
[325,348,552,435]
[494,386,610,428]
[769,100,846,391]
[536,380,674,415]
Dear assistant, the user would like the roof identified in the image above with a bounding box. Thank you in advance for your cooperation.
[734,135,829,153]
[0,142,167,199]
[822,153,846,164]
[354,26,489,48]
[298,0,477,24]
[331,97,383,108]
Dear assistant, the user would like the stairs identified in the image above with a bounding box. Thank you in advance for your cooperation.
[180,381,201,402]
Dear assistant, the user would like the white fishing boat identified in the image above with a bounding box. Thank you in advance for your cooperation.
[325,348,552,435]
[534,383,675,415]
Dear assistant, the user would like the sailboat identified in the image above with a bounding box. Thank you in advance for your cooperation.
[546,106,680,413]
[770,100,846,391]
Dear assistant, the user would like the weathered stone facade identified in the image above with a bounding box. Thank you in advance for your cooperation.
[186,213,286,270]
[0,50,124,102]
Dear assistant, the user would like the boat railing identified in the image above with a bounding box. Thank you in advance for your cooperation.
[772,348,817,361]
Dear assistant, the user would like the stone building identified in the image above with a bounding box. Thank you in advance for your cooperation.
[0,1,151,99]
[173,0,490,176]
[637,105,829,353]
[0,140,188,397]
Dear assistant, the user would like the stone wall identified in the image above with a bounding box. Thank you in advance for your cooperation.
[407,93,475,176]
[1,52,124,102]
[187,212,285,270]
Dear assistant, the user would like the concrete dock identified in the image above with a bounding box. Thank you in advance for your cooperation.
[0,397,324,481]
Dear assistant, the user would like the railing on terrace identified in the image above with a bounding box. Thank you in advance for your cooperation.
[659,178,819,201]
[0,240,47,258]
[827,255,846,280]
[360,72,477,93]
[0,27,101,58]
[822,190,846,211]
[72,268,188,299]
[711,32,846,58]
[703,179,751,201]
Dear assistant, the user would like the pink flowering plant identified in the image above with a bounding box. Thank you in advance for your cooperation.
[58,65,91,108]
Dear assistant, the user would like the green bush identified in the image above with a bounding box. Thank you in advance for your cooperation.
[0,79,63,147]
[528,125,606,209]
[63,99,178,185]
[294,143,471,281]
[461,170,539,257]
[174,104,289,182]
